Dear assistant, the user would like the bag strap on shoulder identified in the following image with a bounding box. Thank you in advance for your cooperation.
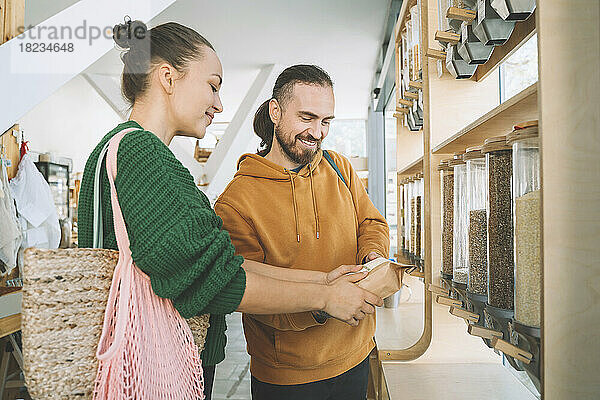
[92,127,142,248]
[322,150,348,188]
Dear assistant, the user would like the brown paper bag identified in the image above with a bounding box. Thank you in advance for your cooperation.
[354,257,409,299]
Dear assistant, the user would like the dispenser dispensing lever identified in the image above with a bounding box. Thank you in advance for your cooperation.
[491,337,534,364]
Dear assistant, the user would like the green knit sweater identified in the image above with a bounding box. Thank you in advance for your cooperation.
[78,120,246,366]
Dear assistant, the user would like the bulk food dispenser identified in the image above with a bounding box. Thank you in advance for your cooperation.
[438,159,455,284]
[418,173,425,271]
[505,121,542,391]
[490,0,536,21]
[457,21,494,65]
[472,0,516,45]
[403,178,411,257]
[449,153,468,296]
[464,146,488,324]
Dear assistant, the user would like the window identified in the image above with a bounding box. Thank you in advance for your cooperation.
[500,34,538,102]
[323,119,367,158]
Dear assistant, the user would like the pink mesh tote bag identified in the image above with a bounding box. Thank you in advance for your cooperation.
[92,129,204,399]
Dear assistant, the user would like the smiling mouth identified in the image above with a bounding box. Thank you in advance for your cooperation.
[298,138,318,148]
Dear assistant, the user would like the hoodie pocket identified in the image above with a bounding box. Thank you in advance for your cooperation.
[273,319,374,369]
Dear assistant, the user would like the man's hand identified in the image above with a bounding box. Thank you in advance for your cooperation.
[325,264,365,285]
[363,251,381,264]
[323,272,383,327]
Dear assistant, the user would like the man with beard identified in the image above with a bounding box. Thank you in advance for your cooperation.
[214,65,389,400]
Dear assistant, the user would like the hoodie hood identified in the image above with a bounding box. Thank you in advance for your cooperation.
[234,151,324,242]
[235,150,323,180]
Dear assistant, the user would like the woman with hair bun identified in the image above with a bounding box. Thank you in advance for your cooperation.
[78,19,382,398]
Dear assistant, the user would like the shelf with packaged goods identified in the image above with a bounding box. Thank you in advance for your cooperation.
[432,82,537,154]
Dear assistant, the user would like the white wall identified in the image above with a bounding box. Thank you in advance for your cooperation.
[18,75,123,173]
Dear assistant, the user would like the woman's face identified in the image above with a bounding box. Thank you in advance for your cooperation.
[169,47,223,139]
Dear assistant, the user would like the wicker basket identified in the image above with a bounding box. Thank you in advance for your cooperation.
[22,248,210,399]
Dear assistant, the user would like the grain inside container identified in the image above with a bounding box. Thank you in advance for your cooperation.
[464,146,488,297]
[438,159,455,279]
[507,121,542,328]
[482,135,515,310]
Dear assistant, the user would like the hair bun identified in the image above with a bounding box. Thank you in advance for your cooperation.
[113,18,148,50]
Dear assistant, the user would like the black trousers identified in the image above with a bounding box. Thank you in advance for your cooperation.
[251,356,370,400]
[203,365,216,400]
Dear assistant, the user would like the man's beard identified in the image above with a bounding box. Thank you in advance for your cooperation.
[274,124,321,166]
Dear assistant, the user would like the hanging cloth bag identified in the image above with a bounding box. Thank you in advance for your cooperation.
[92,128,205,399]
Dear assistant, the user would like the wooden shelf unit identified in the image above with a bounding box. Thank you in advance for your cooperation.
[397,157,423,177]
[432,82,538,154]
[383,0,556,398]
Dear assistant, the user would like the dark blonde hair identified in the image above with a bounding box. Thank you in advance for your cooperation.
[113,19,214,105]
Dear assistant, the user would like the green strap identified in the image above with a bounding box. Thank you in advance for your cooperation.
[322,150,347,188]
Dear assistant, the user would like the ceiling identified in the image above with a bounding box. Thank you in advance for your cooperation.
[85,0,391,122]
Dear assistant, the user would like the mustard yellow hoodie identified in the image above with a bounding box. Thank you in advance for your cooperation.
[214,149,389,385]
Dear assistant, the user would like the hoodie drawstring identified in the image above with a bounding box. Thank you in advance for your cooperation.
[286,166,321,243]
[287,170,301,242]
[308,165,320,239]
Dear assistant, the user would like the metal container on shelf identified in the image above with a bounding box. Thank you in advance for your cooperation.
[507,121,541,329]
[409,103,424,128]
[464,146,488,300]
[490,0,535,21]
[406,113,421,132]
[473,0,516,45]
[457,21,495,64]
[438,159,455,280]
[443,0,478,33]
[482,135,515,311]
[446,44,477,79]
[449,153,468,289]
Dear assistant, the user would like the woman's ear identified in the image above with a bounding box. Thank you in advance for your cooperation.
[268,99,280,124]
[157,63,176,95]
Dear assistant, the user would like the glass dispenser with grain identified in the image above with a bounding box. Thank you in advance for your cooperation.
[464,146,488,310]
[403,178,411,256]
[417,173,424,268]
[399,178,406,253]
[506,122,542,391]
[407,177,415,260]
[482,136,514,311]
[507,122,541,330]
[450,153,468,293]
[438,159,454,282]
[480,135,520,357]
[412,175,423,262]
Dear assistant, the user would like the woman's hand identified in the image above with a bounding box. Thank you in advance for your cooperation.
[323,271,382,327]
